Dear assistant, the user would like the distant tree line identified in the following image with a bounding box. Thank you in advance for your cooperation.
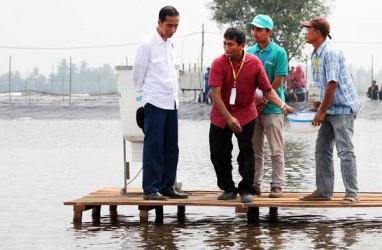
[208,0,381,94]
[0,59,118,95]
[0,57,378,96]
[208,0,334,62]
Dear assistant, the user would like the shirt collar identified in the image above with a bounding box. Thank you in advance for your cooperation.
[312,39,328,57]
[226,51,247,63]
[154,29,172,45]
[253,39,274,52]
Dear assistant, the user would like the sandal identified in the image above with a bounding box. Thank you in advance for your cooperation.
[299,190,332,201]
[341,196,359,204]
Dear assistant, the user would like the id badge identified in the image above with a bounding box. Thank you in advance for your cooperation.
[229,87,237,105]
[308,85,321,102]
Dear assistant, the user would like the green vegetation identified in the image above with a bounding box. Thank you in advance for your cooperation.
[208,0,334,61]
[0,59,117,95]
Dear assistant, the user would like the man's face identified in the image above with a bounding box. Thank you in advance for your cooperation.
[223,38,244,59]
[158,15,179,39]
[251,26,272,43]
[304,26,318,44]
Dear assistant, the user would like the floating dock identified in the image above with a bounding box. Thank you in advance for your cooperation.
[64,188,382,224]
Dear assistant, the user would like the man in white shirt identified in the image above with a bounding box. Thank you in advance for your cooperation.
[133,6,188,200]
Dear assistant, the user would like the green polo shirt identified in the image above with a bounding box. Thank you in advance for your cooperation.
[247,40,288,114]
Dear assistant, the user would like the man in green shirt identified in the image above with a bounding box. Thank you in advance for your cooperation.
[246,14,288,198]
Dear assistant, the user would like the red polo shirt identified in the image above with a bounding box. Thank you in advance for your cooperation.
[209,53,272,128]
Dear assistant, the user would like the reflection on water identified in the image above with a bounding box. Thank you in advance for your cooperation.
[69,211,382,249]
[1,111,382,249]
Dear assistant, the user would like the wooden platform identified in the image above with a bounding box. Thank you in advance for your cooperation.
[64,188,382,224]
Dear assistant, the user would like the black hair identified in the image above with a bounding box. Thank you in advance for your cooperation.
[224,27,246,45]
[159,6,179,22]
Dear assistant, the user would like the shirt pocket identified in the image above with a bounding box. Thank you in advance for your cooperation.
[152,57,165,64]
[151,57,167,72]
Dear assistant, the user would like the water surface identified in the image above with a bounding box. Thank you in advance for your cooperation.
[1,98,382,249]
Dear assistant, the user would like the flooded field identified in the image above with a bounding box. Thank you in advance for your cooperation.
[1,97,382,249]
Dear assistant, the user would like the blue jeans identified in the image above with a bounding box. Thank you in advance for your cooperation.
[315,113,358,198]
[142,103,179,194]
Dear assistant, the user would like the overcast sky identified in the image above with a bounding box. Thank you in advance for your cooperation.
[1,0,382,76]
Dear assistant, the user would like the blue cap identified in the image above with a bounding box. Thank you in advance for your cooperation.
[246,14,273,30]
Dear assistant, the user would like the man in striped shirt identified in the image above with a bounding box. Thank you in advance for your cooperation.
[299,18,360,204]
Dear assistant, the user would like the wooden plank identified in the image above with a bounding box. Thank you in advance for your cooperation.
[139,209,149,223]
[177,206,186,222]
[64,188,382,208]
[155,206,164,224]
[247,207,260,224]
[269,207,278,221]
[109,205,118,222]
[92,206,101,222]
[64,188,382,224]
[73,204,85,223]
[66,199,382,208]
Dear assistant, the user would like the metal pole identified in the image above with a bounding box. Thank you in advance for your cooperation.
[199,24,205,102]
[98,67,101,95]
[122,138,128,195]
[62,71,64,101]
[24,72,27,101]
[8,56,12,102]
[69,56,72,104]
[181,36,185,67]
[305,55,309,100]
[26,72,31,104]
[305,55,308,86]
[51,65,54,95]
[371,55,374,83]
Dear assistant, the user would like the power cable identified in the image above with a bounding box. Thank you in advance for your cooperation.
[332,41,382,44]
[0,42,139,50]
[125,167,143,186]
[0,31,222,50]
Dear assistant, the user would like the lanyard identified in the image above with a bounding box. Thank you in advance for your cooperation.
[229,53,246,87]
[312,42,327,84]
[313,54,319,83]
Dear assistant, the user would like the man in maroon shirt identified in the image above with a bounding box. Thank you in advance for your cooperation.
[209,27,295,203]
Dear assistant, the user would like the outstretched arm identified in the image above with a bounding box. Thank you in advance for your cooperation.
[263,88,296,115]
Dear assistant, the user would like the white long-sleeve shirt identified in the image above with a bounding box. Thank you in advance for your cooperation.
[132,29,179,110]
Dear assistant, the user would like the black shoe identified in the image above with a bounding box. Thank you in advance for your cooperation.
[160,190,189,199]
[217,191,237,200]
[143,192,167,200]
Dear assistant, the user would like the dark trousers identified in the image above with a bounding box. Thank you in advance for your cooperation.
[142,103,179,194]
[209,120,256,195]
